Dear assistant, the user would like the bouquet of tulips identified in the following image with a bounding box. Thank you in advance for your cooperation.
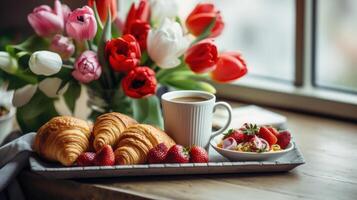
[0,0,248,132]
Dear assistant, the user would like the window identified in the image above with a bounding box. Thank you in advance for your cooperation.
[212,0,357,121]
[314,0,357,93]
[215,0,295,82]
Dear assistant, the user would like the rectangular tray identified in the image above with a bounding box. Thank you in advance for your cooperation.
[29,142,305,179]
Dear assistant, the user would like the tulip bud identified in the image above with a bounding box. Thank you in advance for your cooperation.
[211,52,248,83]
[186,3,224,38]
[66,6,97,41]
[12,84,38,107]
[50,34,75,60]
[29,51,62,76]
[88,0,117,23]
[147,18,190,69]
[72,51,102,83]
[61,4,71,23]
[39,77,68,98]
[27,0,64,37]
[124,0,150,33]
[0,51,18,74]
[184,39,218,74]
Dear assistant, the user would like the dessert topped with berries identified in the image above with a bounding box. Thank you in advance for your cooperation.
[217,123,292,153]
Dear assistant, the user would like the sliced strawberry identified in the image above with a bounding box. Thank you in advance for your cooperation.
[147,143,169,164]
[94,145,115,166]
[166,145,190,163]
[258,127,278,146]
[77,152,96,166]
[267,127,279,137]
[189,146,209,163]
[277,130,291,149]
[223,129,245,143]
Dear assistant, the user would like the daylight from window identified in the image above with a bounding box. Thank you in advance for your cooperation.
[316,0,357,92]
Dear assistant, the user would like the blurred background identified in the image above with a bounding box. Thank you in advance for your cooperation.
[1,0,356,93]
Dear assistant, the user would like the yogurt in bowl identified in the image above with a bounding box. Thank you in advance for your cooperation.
[210,124,294,161]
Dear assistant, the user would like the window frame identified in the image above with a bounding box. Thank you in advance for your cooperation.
[214,0,357,121]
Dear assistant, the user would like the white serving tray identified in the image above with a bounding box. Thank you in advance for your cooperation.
[29,142,305,179]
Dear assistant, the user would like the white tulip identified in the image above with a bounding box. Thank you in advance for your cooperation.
[150,0,178,26]
[12,84,38,107]
[0,51,17,74]
[29,51,62,76]
[147,18,190,69]
[38,77,68,98]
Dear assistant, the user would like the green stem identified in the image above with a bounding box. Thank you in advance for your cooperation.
[85,40,93,51]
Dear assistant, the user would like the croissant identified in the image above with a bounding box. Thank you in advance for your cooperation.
[114,124,176,165]
[92,112,137,151]
[34,116,91,166]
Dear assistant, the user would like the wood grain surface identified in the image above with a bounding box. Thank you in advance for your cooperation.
[18,103,357,200]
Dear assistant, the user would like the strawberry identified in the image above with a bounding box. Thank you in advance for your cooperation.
[267,127,279,137]
[166,145,190,163]
[189,146,209,163]
[277,130,291,149]
[94,145,115,166]
[77,152,96,166]
[240,123,259,142]
[223,129,245,143]
[147,143,169,164]
[258,126,278,146]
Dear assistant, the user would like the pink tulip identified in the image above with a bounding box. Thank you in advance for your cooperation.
[61,4,71,23]
[72,51,102,83]
[27,0,64,37]
[66,6,97,41]
[50,34,75,60]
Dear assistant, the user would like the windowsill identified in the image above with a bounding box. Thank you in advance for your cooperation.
[213,76,357,121]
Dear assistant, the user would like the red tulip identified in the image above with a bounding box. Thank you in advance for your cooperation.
[124,20,150,51]
[211,52,248,82]
[105,34,141,73]
[184,39,218,74]
[186,3,224,38]
[122,67,157,98]
[124,0,150,33]
[88,0,117,22]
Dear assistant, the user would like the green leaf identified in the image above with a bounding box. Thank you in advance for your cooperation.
[5,69,38,90]
[16,90,59,133]
[93,2,104,45]
[164,70,210,81]
[132,95,164,129]
[97,11,113,89]
[192,17,217,44]
[63,81,81,114]
[6,35,49,56]
[156,62,188,81]
[164,78,216,94]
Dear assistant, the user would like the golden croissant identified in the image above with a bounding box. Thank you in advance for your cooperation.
[34,116,92,166]
[114,124,176,165]
[92,112,137,151]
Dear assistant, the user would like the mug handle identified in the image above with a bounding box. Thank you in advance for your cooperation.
[205,102,232,149]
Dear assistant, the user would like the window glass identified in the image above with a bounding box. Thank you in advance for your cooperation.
[213,0,295,81]
[315,0,357,92]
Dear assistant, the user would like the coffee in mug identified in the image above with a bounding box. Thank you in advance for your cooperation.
[161,90,232,149]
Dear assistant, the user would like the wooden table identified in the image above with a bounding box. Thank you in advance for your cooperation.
[18,106,357,200]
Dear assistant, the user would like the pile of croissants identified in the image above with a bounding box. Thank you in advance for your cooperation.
[33,112,176,166]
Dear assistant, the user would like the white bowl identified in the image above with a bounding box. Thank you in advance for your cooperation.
[210,134,294,161]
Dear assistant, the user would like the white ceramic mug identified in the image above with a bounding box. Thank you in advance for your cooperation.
[161,90,232,148]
